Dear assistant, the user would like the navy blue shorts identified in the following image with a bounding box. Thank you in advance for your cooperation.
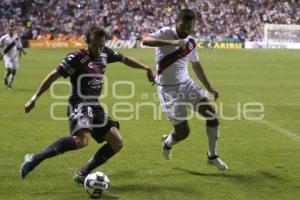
[67,103,120,143]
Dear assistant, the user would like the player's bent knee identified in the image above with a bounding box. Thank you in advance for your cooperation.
[111,137,123,153]
[174,121,190,141]
[180,129,190,140]
[174,127,190,141]
[113,140,123,153]
[74,137,89,149]
[106,127,123,153]
[185,126,191,135]
[74,129,91,149]
[206,118,220,127]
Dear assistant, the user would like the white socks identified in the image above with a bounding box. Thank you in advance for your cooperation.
[206,126,219,157]
[164,126,220,157]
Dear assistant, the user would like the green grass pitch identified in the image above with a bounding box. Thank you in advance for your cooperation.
[0,48,299,200]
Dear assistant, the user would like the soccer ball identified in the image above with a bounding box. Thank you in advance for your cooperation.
[84,172,110,199]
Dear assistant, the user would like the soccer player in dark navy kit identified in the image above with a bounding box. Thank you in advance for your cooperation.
[20,27,156,183]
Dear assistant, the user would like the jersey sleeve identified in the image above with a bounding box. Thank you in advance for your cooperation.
[148,27,170,39]
[106,48,124,63]
[56,53,78,78]
[0,36,4,48]
[189,46,199,62]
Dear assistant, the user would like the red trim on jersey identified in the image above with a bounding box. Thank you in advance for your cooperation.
[157,38,196,75]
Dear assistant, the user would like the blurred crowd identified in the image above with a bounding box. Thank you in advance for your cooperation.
[0,0,299,42]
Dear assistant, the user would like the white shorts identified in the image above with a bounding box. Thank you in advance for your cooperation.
[3,55,19,69]
[157,79,208,125]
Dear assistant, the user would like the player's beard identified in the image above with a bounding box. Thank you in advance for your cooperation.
[176,29,189,39]
[87,45,102,59]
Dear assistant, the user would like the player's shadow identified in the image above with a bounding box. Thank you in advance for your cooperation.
[100,194,120,200]
[174,167,252,179]
[111,183,198,197]
[256,170,284,182]
[174,167,285,184]
[13,88,35,92]
[109,169,198,196]
[109,170,137,180]
[32,191,120,200]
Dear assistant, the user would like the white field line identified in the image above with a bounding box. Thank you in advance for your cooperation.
[226,104,300,143]
[256,120,300,142]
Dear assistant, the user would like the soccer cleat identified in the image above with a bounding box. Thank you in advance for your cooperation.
[73,171,87,184]
[207,154,229,171]
[162,135,172,160]
[20,154,37,178]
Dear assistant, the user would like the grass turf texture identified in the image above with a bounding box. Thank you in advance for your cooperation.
[0,48,299,200]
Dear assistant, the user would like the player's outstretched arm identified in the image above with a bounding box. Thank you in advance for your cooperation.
[24,69,61,113]
[143,36,186,49]
[121,56,156,84]
[18,48,27,57]
[191,61,219,100]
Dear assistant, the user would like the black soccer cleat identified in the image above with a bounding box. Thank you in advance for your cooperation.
[20,154,37,178]
[73,171,88,184]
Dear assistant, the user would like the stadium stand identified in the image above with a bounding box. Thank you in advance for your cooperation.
[1,0,299,43]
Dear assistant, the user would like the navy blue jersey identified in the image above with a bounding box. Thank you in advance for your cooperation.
[57,47,123,106]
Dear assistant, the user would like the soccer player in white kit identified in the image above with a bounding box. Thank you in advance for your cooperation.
[0,24,26,90]
[143,9,228,170]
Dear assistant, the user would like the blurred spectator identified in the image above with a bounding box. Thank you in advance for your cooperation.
[0,0,299,43]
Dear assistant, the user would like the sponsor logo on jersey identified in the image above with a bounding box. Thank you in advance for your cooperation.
[88,78,103,89]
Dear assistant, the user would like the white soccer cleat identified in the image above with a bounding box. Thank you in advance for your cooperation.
[207,155,229,171]
[162,135,172,160]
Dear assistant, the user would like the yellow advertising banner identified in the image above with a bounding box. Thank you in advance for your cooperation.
[197,41,243,49]
[29,40,85,48]
[29,40,244,49]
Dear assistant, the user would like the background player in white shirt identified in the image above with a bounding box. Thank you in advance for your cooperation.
[143,9,228,170]
[0,24,26,90]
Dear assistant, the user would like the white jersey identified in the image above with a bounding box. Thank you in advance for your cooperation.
[0,33,22,58]
[149,27,199,85]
